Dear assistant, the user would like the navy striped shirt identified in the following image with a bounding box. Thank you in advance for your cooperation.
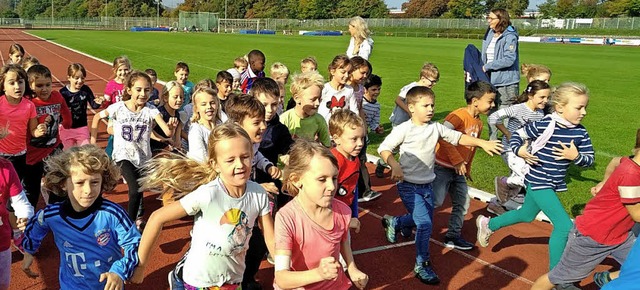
[510,116,594,191]
[23,197,140,288]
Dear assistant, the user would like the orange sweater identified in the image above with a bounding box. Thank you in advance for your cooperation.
[435,107,483,177]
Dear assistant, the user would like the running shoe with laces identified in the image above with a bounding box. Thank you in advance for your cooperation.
[487,199,507,215]
[476,215,493,247]
[414,261,440,285]
[381,214,397,243]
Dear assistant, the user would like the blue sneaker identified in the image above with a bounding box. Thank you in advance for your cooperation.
[444,236,475,251]
[593,271,611,288]
[414,261,440,285]
[381,214,397,243]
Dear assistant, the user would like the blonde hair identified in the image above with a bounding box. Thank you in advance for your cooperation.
[43,145,121,197]
[22,56,40,71]
[140,123,252,198]
[349,17,371,56]
[300,57,317,69]
[521,63,552,81]
[234,57,248,68]
[162,80,184,103]
[283,139,338,197]
[195,78,215,91]
[420,62,439,81]
[329,109,365,137]
[110,56,131,79]
[548,82,589,112]
[270,62,290,79]
[290,71,324,99]
[190,87,221,124]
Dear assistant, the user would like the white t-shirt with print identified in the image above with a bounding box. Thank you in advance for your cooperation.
[106,102,160,167]
[318,83,358,124]
[179,178,270,287]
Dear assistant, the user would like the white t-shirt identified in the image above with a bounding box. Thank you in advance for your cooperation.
[105,102,160,167]
[187,122,212,163]
[346,37,373,60]
[179,178,270,287]
[389,82,419,125]
[318,83,358,124]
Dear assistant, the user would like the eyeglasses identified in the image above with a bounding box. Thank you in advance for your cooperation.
[486,16,498,20]
[427,78,438,85]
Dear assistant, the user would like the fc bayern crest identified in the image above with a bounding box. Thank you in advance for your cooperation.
[95,230,111,246]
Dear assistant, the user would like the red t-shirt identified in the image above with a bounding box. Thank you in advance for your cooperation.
[26,91,72,164]
[0,159,25,251]
[0,95,37,155]
[576,157,640,245]
[331,148,360,209]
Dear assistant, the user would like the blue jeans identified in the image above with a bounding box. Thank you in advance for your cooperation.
[395,181,434,264]
[432,165,470,239]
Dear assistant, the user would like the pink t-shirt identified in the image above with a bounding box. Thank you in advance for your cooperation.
[0,95,37,155]
[104,80,125,105]
[0,159,24,251]
[274,198,352,290]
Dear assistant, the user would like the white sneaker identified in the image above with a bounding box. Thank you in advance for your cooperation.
[476,215,493,247]
[358,190,382,202]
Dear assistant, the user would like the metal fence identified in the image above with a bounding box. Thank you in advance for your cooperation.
[1,16,639,31]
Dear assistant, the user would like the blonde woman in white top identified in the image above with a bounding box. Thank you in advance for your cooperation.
[346,16,373,60]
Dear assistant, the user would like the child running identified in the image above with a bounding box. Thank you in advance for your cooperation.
[531,129,640,290]
[379,86,502,284]
[21,144,141,290]
[488,80,550,215]
[273,138,368,290]
[186,87,221,163]
[0,128,34,290]
[318,55,358,124]
[477,82,595,272]
[60,63,104,148]
[280,71,331,147]
[6,44,24,66]
[91,71,175,228]
[149,81,183,154]
[131,123,275,289]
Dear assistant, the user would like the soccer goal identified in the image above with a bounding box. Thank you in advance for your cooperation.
[218,19,271,33]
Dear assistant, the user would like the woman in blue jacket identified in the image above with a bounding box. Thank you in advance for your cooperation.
[482,8,520,140]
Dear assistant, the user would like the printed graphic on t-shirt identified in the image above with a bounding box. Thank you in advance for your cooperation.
[219,208,251,254]
[326,95,346,112]
[31,104,62,147]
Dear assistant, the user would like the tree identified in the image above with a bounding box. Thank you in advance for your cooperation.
[488,0,529,17]
[19,0,49,19]
[246,0,281,18]
[537,0,557,18]
[334,0,388,18]
[402,0,448,17]
[445,0,484,18]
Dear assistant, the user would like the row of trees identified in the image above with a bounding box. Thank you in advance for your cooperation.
[1,0,639,20]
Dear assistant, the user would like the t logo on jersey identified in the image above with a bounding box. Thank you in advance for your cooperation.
[65,252,87,277]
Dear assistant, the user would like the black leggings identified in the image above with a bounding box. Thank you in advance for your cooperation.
[117,160,144,220]
[357,140,372,197]
[243,225,267,287]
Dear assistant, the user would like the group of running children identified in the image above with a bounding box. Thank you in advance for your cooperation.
[0,41,638,290]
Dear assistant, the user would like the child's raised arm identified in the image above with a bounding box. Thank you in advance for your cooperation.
[21,210,51,278]
[129,201,188,284]
[153,114,176,138]
[90,109,110,144]
[274,250,339,289]
[458,134,503,156]
[106,204,141,286]
[28,117,45,138]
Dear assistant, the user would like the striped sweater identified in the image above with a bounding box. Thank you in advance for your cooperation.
[488,103,544,148]
[510,116,594,191]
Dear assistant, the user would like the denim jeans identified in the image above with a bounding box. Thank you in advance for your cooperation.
[395,181,434,264]
[432,165,470,239]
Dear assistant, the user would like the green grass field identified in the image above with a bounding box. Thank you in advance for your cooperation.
[28,30,640,216]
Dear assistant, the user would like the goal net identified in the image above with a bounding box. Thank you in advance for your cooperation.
[178,11,219,32]
[218,19,272,33]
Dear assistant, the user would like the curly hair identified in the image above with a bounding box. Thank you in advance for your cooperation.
[43,145,121,197]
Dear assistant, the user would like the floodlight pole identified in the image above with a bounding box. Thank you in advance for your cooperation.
[224,0,227,19]
[156,0,160,27]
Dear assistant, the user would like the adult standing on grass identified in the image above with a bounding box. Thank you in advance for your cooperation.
[482,8,520,140]
[346,17,373,60]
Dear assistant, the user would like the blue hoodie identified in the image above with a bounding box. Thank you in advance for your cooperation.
[481,25,520,87]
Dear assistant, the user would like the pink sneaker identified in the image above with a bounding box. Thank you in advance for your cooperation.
[476,215,493,247]
[12,233,25,254]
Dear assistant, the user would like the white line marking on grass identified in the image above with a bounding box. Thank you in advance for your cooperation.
[356,206,535,285]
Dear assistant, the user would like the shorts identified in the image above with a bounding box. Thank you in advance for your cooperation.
[548,226,634,285]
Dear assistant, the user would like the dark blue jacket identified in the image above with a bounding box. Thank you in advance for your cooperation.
[463,44,490,88]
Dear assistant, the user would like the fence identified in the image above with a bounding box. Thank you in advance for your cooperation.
[1,16,639,31]
[178,11,219,32]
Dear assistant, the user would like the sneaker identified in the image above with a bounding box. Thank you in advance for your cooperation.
[494,176,510,203]
[444,236,474,251]
[381,214,397,243]
[400,227,413,238]
[487,200,507,216]
[593,271,612,288]
[12,233,25,254]
[414,261,440,285]
[476,215,493,247]
[358,190,382,202]
[375,161,386,178]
